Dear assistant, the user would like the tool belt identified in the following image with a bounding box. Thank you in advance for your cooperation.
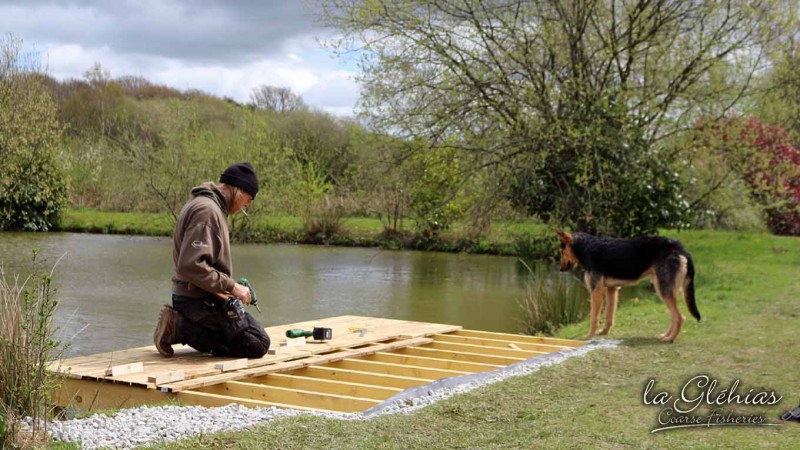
[173,293,249,340]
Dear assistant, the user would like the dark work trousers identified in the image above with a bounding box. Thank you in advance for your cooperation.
[172,294,271,358]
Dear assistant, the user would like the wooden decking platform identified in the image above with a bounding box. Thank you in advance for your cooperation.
[51,316,586,413]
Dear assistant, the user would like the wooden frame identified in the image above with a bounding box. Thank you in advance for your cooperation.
[50,316,588,413]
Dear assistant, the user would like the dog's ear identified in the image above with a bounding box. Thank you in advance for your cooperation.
[554,229,572,244]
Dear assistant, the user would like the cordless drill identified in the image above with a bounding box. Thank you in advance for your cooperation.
[237,277,261,313]
[223,277,261,321]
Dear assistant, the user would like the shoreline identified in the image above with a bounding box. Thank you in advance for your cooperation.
[55,208,556,259]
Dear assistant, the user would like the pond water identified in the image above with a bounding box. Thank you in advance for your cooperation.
[0,232,564,357]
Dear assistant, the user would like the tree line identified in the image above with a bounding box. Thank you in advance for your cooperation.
[2,0,800,240]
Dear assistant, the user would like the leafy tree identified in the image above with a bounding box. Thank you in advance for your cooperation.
[407,144,463,238]
[271,109,354,186]
[0,34,67,231]
[320,0,793,235]
[754,41,800,134]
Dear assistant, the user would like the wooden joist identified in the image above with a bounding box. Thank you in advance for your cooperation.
[325,358,470,380]
[450,329,586,348]
[177,390,321,412]
[257,373,401,400]
[194,381,380,413]
[361,352,502,373]
[425,341,545,358]
[286,366,430,390]
[433,333,572,352]
[394,346,526,366]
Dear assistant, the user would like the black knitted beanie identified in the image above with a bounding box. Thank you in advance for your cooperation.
[220,162,259,198]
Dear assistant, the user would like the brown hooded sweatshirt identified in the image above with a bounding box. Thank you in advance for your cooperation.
[171,182,236,298]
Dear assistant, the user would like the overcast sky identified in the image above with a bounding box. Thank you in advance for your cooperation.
[0,0,360,116]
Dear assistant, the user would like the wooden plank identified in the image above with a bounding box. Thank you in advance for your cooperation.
[52,378,174,411]
[451,329,586,347]
[395,346,525,366]
[363,352,502,373]
[215,359,248,372]
[433,334,571,353]
[194,381,379,413]
[177,390,320,412]
[161,337,434,392]
[148,371,185,385]
[286,366,430,390]
[285,337,307,347]
[325,359,469,380]
[105,362,144,377]
[79,353,225,387]
[399,322,462,339]
[256,373,400,400]
[426,341,545,358]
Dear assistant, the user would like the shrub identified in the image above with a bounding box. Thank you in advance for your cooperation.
[518,261,588,336]
[0,258,67,449]
[691,116,800,235]
[0,36,68,231]
[738,118,800,235]
[302,196,347,245]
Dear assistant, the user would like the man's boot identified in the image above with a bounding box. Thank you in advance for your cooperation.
[154,305,178,357]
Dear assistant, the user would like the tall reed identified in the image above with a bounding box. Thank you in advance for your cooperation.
[0,259,66,449]
[518,260,589,336]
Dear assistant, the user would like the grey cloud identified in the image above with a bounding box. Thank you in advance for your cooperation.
[0,0,326,64]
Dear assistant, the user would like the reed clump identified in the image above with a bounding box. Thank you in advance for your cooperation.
[519,260,588,336]
[303,196,347,244]
[0,259,66,449]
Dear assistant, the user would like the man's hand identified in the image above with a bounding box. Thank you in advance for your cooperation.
[231,282,252,304]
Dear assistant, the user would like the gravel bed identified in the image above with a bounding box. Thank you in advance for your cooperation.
[42,340,618,449]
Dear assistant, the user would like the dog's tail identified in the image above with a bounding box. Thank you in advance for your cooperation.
[683,252,701,322]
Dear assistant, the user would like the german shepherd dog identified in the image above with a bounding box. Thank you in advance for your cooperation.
[555,230,700,343]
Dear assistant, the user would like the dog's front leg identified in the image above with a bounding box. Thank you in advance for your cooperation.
[599,287,619,335]
[584,288,604,340]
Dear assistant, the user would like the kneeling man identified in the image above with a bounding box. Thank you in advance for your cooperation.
[154,162,270,358]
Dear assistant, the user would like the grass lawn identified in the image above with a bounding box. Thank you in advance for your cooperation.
[142,229,800,449]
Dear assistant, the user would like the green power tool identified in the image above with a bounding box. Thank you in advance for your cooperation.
[285,327,333,341]
[237,277,261,313]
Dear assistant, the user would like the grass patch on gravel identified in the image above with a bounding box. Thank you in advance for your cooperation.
[150,229,800,449]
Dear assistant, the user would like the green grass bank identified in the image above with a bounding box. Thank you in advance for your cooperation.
[140,229,799,449]
[56,209,553,257]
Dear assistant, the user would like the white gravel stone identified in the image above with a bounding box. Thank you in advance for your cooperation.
[36,340,617,449]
